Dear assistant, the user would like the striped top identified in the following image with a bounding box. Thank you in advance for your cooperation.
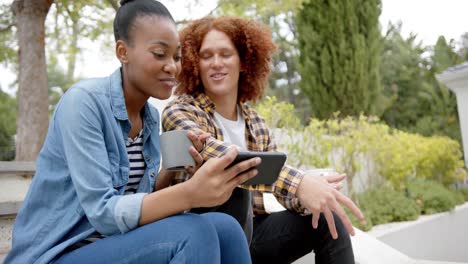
[124,130,146,194]
[66,130,145,251]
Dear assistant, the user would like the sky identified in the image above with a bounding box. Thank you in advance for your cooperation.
[379,0,468,46]
[1,0,468,108]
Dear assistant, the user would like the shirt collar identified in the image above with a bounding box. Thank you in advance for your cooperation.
[194,92,250,119]
[194,92,216,114]
[109,68,158,126]
[109,68,127,121]
[239,103,250,120]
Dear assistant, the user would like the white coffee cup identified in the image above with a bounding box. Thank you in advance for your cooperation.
[305,168,336,177]
[160,130,195,171]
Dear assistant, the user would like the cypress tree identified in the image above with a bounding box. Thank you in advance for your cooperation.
[296,0,382,119]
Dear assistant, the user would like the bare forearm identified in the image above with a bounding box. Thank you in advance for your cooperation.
[139,182,192,226]
[154,170,176,191]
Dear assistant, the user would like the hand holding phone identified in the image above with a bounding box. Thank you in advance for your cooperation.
[228,151,287,185]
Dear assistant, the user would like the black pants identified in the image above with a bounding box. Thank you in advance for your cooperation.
[191,188,354,264]
[191,188,254,242]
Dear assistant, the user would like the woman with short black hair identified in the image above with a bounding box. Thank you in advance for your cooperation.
[5,1,257,263]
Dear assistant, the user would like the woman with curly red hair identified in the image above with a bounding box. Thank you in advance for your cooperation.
[162,16,364,264]
[175,16,274,103]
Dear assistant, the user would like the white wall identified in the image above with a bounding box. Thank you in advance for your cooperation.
[436,63,468,170]
[377,203,468,263]
[455,88,468,169]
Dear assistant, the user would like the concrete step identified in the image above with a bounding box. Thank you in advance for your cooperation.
[0,161,35,177]
[0,173,32,263]
[0,161,35,218]
[415,261,468,264]
[0,217,15,263]
[294,228,415,264]
[0,174,31,217]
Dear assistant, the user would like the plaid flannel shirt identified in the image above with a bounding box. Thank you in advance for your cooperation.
[162,93,306,215]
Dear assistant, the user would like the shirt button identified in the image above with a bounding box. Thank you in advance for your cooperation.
[151,172,155,177]
[145,156,151,161]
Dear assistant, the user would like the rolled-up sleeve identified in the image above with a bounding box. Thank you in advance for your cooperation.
[55,88,142,235]
[114,193,146,233]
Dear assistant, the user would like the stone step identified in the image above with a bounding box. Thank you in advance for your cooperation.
[0,161,35,218]
[0,172,32,263]
[0,216,15,263]
[0,161,35,177]
[0,174,31,217]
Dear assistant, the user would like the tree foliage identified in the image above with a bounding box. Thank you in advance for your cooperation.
[2,0,467,160]
[432,36,462,72]
[0,89,17,160]
[47,0,116,89]
[417,36,461,142]
[0,3,16,66]
[2,0,117,160]
[380,23,429,129]
[46,0,117,112]
[216,0,303,18]
[458,32,468,60]
[381,25,462,144]
[296,0,382,119]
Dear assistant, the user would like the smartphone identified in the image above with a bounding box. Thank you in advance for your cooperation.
[228,151,287,185]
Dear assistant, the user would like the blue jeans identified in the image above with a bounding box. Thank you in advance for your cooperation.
[54,213,251,264]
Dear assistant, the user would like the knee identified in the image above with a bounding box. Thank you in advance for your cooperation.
[203,212,243,232]
[316,212,352,246]
[181,214,220,242]
[202,212,251,263]
[317,212,349,235]
[142,214,220,246]
[168,214,223,263]
[201,212,247,242]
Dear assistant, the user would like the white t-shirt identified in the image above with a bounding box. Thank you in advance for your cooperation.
[214,105,285,213]
[213,106,247,151]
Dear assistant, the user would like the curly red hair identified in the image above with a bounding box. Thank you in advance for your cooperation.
[176,16,277,103]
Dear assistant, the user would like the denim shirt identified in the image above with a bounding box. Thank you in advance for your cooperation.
[5,68,161,264]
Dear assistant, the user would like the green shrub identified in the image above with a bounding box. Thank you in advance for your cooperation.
[256,96,301,130]
[275,119,333,170]
[357,187,420,226]
[346,207,373,231]
[459,188,468,201]
[374,132,466,190]
[322,114,390,196]
[414,136,465,186]
[374,131,420,190]
[451,190,465,205]
[255,97,466,193]
[254,97,466,226]
[407,179,458,214]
